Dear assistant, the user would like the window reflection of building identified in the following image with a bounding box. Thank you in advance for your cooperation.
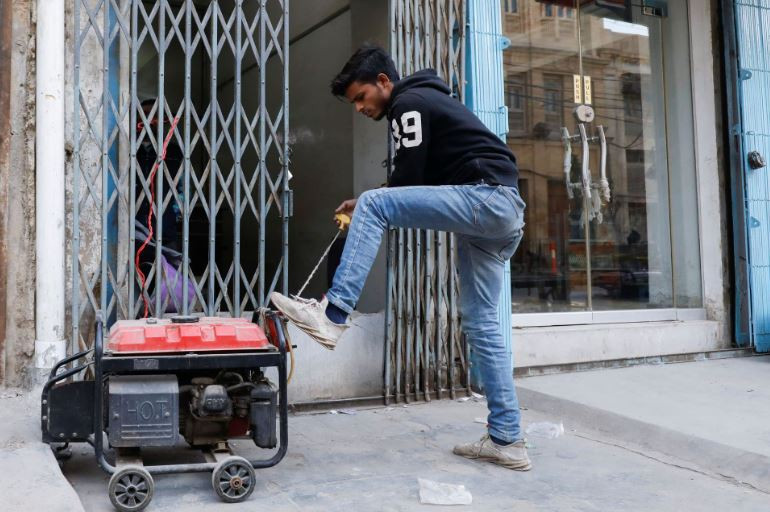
[542,74,564,127]
[502,1,666,312]
[506,73,528,135]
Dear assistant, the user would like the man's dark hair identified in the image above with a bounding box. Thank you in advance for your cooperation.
[330,45,400,97]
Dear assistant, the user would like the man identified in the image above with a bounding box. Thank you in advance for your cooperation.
[270,45,529,470]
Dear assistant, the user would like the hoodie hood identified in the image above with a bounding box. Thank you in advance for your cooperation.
[390,69,451,105]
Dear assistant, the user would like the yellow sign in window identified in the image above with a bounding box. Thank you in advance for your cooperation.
[573,75,593,105]
[573,74,582,104]
[583,76,592,105]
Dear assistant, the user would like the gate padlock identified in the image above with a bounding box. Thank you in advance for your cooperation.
[748,151,766,170]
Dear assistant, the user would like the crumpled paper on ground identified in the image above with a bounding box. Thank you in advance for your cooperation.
[525,421,565,439]
[418,478,472,505]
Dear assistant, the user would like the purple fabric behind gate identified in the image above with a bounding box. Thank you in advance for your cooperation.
[153,254,196,313]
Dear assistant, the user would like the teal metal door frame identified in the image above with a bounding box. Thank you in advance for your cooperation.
[726,0,770,352]
[721,0,752,347]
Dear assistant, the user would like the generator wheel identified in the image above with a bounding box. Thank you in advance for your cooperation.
[211,456,256,503]
[108,466,154,512]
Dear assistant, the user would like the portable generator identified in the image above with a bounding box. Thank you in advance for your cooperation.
[41,311,291,511]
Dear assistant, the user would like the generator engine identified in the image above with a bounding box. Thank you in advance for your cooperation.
[105,371,277,449]
[177,373,277,448]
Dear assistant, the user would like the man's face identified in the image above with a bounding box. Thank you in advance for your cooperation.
[344,73,393,121]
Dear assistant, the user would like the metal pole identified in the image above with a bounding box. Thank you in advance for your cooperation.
[424,229,433,401]
[71,0,83,354]
[435,231,444,399]
[282,0,290,295]
[257,0,265,310]
[234,0,244,316]
[129,0,139,319]
[405,230,413,403]
[35,0,67,367]
[448,232,456,398]
[384,227,395,405]
[415,229,422,400]
[101,2,110,330]
[208,1,219,315]
[395,228,405,402]
[155,2,167,316]
[182,0,193,315]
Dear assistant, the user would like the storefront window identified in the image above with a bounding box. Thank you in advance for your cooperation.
[503,0,702,314]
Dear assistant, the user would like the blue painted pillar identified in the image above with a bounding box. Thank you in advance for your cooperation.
[465,1,513,387]
[734,0,770,352]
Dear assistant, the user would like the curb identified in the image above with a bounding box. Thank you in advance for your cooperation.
[518,386,770,493]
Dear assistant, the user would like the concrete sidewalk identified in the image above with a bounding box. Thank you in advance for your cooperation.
[63,395,768,511]
[516,355,770,494]
[0,388,84,512]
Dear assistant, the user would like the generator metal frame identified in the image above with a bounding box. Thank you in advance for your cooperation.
[41,311,289,476]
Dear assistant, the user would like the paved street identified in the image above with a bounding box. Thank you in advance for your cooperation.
[4,356,769,511]
[63,388,769,511]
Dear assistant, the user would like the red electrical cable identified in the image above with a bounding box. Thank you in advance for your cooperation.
[136,117,180,318]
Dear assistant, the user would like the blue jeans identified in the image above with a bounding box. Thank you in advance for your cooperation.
[326,183,526,442]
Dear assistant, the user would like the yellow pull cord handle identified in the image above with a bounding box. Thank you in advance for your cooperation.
[334,213,351,231]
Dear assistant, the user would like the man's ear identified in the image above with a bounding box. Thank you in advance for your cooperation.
[376,73,391,88]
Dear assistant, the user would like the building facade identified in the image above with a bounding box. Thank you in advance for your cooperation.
[0,1,750,400]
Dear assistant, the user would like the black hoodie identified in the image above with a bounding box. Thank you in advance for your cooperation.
[387,69,519,188]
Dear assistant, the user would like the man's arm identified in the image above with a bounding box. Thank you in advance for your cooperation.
[389,92,430,187]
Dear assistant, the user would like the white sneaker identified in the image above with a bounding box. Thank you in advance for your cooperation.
[269,292,349,350]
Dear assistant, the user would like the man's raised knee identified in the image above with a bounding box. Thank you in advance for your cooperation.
[357,189,379,206]
[356,189,386,219]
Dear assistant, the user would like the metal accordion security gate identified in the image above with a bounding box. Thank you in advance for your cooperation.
[70,0,290,352]
[385,0,469,404]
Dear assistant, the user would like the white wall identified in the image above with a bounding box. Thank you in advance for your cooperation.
[283,312,384,403]
[282,10,355,297]
[289,0,349,39]
[513,320,720,368]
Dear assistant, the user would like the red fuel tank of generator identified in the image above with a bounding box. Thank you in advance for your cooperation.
[107,317,270,354]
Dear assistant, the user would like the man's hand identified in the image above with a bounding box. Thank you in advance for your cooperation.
[335,198,357,216]
[334,198,357,229]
